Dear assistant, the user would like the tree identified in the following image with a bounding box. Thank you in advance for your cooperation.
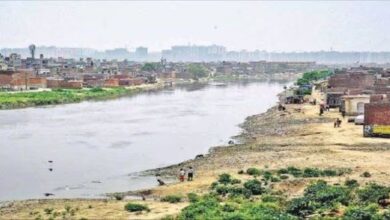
[141,63,157,72]
[188,64,209,80]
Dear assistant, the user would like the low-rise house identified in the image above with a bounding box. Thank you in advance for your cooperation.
[28,77,47,89]
[103,78,119,87]
[0,70,34,90]
[364,103,390,138]
[341,95,370,116]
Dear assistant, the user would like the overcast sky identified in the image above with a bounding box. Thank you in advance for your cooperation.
[1,1,389,52]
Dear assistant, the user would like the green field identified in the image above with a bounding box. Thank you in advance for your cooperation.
[0,87,143,109]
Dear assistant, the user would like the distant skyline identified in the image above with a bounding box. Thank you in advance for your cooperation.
[1,1,390,52]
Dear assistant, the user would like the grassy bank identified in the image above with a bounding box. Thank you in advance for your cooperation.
[0,85,160,110]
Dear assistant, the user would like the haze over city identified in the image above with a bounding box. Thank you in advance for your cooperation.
[1,1,390,52]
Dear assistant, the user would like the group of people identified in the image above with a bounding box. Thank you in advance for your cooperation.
[155,166,195,186]
[179,167,194,182]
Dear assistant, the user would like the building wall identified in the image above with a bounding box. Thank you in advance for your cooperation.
[103,78,119,87]
[343,96,370,116]
[363,103,390,137]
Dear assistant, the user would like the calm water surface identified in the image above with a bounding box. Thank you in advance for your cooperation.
[0,82,285,201]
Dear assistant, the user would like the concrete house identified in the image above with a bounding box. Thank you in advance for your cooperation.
[342,95,370,116]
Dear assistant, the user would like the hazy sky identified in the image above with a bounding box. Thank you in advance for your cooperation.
[1,1,390,52]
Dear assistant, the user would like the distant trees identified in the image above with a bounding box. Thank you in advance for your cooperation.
[187,64,209,80]
[297,70,333,86]
[141,63,158,72]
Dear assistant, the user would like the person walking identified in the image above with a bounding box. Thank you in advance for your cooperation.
[187,166,194,181]
[179,168,185,182]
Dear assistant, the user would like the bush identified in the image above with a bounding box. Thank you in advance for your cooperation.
[244,179,264,195]
[304,180,350,208]
[161,195,183,203]
[277,168,288,175]
[112,193,124,200]
[218,173,232,185]
[302,168,321,177]
[187,193,199,203]
[210,181,218,189]
[287,166,302,177]
[343,205,380,220]
[179,196,221,219]
[362,171,372,178]
[263,171,273,180]
[357,183,390,204]
[287,197,315,217]
[321,169,338,177]
[280,175,289,180]
[270,176,280,182]
[124,203,149,212]
[215,185,230,196]
[228,187,252,199]
[237,170,244,175]
[90,87,104,92]
[231,179,241,184]
[246,168,262,176]
[345,179,359,188]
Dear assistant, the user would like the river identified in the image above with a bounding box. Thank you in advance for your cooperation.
[0,81,286,201]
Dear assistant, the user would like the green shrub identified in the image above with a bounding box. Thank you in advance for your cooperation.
[244,179,264,195]
[215,185,230,196]
[231,179,242,184]
[218,173,232,185]
[228,187,252,199]
[246,168,262,176]
[287,166,302,177]
[287,197,315,217]
[161,195,183,203]
[362,171,372,178]
[112,193,124,200]
[44,208,53,215]
[124,203,149,212]
[321,169,338,177]
[270,176,280,182]
[187,193,199,203]
[222,203,239,212]
[237,170,244,175]
[343,205,380,220]
[210,181,218,189]
[179,196,221,219]
[345,179,359,188]
[263,171,273,180]
[303,168,321,177]
[277,168,288,175]
[357,183,390,204]
[90,87,104,92]
[280,174,289,180]
[304,180,350,208]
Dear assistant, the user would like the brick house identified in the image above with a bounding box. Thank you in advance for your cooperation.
[363,103,390,137]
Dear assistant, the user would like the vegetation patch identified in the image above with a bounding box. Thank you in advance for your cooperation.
[161,195,183,203]
[124,203,150,212]
[177,172,390,219]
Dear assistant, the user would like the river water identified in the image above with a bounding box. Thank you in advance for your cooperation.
[0,81,285,201]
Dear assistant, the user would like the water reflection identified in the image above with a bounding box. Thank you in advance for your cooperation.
[0,81,285,201]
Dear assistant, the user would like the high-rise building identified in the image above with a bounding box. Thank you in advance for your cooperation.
[135,47,148,60]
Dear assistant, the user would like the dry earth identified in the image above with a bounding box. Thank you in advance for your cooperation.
[1,90,390,219]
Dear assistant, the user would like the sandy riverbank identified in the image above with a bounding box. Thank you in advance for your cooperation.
[1,89,390,219]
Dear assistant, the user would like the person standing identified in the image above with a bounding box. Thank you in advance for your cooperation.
[187,166,194,181]
[179,168,185,182]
